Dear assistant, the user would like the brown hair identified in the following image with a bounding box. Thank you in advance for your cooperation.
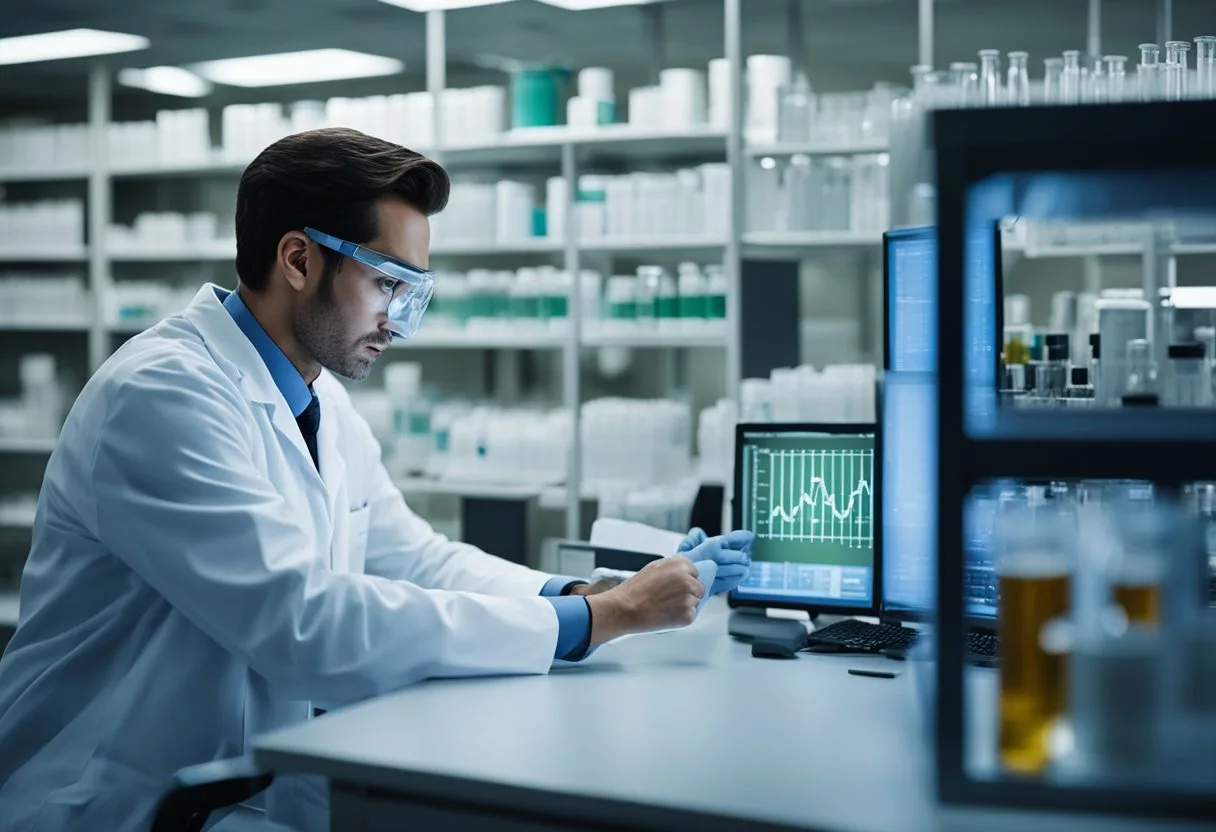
[235,127,449,290]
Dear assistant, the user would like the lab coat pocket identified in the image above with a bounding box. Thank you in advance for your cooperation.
[344,503,371,575]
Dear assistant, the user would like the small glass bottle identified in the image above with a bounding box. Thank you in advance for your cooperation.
[1088,56,1107,103]
[1104,55,1128,102]
[950,62,979,106]
[1007,51,1031,106]
[979,49,1002,106]
[1166,342,1211,407]
[1123,338,1158,406]
[1066,366,1095,406]
[1036,333,1071,401]
[635,265,661,326]
[778,72,813,143]
[1061,50,1082,104]
[1195,36,1216,98]
[1043,57,1065,104]
[1165,41,1191,100]
[1138,44,1162,101]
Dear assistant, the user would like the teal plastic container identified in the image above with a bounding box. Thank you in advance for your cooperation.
[512,66,571,128]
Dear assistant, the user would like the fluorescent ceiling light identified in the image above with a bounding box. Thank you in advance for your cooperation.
[118,66,212,98]
[192,49,403,88]
[535,0,662,8]
[0,28,149,66]
[376,0,517,11]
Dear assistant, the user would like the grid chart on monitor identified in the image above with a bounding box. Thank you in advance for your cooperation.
[748,441,874,549]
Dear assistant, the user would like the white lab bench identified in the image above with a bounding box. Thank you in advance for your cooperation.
[252,599,1212,832]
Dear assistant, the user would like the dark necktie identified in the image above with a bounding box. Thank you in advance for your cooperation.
[296,394,321,472]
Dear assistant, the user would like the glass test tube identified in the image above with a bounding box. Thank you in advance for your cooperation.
[1044,57,1064,104]
[1195,36,1216,98]
[1139,44,1161,101]
[1165,41,1191,100]
[979,49,1002,106]
[1007,51,1031,106]
[1061,50,1082,104]
[1104,55,1128,102]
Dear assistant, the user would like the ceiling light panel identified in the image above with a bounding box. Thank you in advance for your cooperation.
[0,28,149,66]
[376,0,517,11]
[118,66,212,98]
[192,49,404,88]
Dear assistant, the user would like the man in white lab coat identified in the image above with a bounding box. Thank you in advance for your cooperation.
[0,128,753,832]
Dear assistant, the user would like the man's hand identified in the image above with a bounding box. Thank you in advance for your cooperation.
[585,557,704,647]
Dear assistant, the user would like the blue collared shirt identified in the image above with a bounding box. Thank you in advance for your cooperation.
[221,287,592,661]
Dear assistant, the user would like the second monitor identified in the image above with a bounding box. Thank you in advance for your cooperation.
[731,424,880,616]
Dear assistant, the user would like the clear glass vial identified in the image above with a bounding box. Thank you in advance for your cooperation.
[1006,51,1031,106]
[1138,44,1162,101]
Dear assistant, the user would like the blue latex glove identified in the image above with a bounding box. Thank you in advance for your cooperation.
[676,527,708,554]
[679,529,754,596]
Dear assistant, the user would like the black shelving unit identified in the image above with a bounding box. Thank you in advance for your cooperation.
[932,101,1216,819]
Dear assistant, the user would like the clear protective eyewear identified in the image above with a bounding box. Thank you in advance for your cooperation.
[303,226,434,341]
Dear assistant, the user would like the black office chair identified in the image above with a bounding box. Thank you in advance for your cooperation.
[149,756,274,832]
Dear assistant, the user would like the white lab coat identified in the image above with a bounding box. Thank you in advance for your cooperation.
[0,284,565,832]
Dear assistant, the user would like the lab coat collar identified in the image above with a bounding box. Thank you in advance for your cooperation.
[181,285,288,409]
[181,284,346,524]
[181,285,319,484]
[221,288,314,418]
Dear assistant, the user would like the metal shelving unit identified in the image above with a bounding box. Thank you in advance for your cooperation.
[0,0,867,537]
[934,101,1216,820]
[0,246,90,262]
[0,437,57,454]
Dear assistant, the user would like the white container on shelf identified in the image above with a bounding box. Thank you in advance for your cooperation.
[700,163,731,239]
[545,176,567,241]
[659,68,708,129]
[746,54,792,144]
[627,86,664,130]
[709,58,732,130]
[494,180,535,243]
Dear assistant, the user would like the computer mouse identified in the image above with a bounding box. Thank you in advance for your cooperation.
[751,640,800,660]
[805,643,844,654]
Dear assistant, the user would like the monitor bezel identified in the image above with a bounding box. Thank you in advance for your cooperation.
[729,421,882,618]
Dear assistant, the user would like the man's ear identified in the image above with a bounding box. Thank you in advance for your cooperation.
[277,231,310,292]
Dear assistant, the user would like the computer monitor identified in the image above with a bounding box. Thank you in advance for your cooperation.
[730,423,880,616]
[881,224,1002,625]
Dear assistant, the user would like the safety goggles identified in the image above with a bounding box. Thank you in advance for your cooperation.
[303,226,434,340]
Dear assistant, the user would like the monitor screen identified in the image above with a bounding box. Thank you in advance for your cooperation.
[882,224,1001,623]
[734,426,877,611]
[886,227,937,373]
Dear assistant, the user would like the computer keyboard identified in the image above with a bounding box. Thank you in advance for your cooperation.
[806,620,918,652]
[968,631,998,659]
[805,619,1000,659]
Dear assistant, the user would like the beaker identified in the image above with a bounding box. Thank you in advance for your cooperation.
[979,49,1002,106]
[1138,44,1162,101]
[1165,41,1191,100]
[1103,55,1128,102]
[995,501,1074,775]
[1043,57,1064,104]
[1006,51,1031,106]
[1061,50,1082,104]
[1195,36,1216,98]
